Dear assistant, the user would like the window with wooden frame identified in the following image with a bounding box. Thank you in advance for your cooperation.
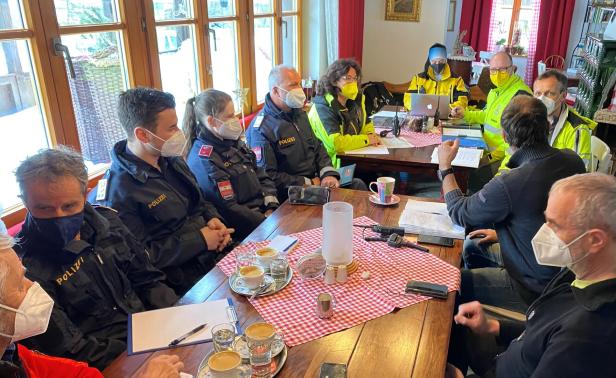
[491,0,535,54]
[1,0,302,226]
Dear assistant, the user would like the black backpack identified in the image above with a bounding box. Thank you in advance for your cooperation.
[361,81,395,117]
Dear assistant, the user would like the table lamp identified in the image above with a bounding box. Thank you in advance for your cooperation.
[322,202,354,266]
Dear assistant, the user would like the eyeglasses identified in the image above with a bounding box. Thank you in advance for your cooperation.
[489,65,512,74]
[340,75,359,82]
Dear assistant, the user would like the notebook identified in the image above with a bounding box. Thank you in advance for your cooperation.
[128,298,240,354]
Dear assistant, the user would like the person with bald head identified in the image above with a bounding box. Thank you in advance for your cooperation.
[447,173,616,378]
[450,52,531,191]
[247,65,358,198]
[0,223,183,377]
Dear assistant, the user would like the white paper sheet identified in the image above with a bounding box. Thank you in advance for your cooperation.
[344,146,390,155]
[380,137,413,149]
[442,128,483,138]
[399,200,465,239]
[431,147,482,168]
[372,110,400,118]
[129,299,238,354]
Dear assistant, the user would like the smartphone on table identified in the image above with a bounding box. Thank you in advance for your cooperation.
[319,362,347,378]
[417,234,454,247]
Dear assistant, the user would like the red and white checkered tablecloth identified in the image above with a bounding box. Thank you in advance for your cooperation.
[375,127,442,148]
[217,216,460,347]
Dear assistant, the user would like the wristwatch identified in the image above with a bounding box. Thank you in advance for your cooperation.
[437,167,454,181]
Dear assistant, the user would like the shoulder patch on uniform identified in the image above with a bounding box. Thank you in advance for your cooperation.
[252,146,263,162]
[253,115,264,128]
[95,178,108,201]
[217,180,234,200]
[199,145,213,157]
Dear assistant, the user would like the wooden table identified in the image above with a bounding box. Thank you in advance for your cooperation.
[339,144,474,193]
[103,189,462,378]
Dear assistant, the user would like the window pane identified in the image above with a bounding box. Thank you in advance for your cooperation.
[492,6,513,47]
[157,25,199,127]
[281,15,297,68]
[254,17,275,102]
[54,0,120,26]
[207,0,235,18]
[282,0,296,12]
[209,21,240,109]
[0,40,50,209]
[253,0,273,14]
[61,32,128,166]
[153,0,193,21]
[0,0,25,30]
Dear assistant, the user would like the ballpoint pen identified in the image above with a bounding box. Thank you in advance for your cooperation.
[168,323,208,347]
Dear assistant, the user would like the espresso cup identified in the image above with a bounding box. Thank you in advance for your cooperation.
[369,177,396,203]
[255,247,279,268]
[208,350,250,378]
[239,265,265,290]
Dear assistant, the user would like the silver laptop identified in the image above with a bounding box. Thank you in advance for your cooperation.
[410,94,450,119]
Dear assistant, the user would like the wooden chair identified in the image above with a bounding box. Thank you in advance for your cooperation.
[544,55,565,71]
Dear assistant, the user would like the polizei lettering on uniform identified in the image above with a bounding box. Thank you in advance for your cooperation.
[148,193,167,208]
[55,256,85,285]
[278,136,296,146]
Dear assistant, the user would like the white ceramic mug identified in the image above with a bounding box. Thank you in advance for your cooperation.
[238,265,265,290]
[369,177,396,203]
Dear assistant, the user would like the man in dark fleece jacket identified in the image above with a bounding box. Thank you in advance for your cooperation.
[436,95,586,312]
[447,173,616,378]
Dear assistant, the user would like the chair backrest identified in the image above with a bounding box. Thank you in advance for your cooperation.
[590,135,613,173]
[544,55,565,70]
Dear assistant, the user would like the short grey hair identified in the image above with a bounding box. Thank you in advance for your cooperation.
[15,147,88,199]
[268,65,296,91]
[550,173,616,236]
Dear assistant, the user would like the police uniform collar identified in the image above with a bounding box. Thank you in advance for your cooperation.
[507,144,556,169]
[112,140,168,183]
[571,276,616,311]
[263,93,298,121]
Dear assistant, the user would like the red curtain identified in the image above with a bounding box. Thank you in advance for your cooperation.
[533,0,576,80]
[459,0,494,54]
[338,0,365,64]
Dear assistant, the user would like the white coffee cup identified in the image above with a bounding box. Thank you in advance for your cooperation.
[208,350,250,378]
[238,265,265,289]
[255,247,279,268]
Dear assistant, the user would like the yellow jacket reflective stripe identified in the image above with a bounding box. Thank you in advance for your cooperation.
[403,64,469,110]
[308,92,374,168]
[464,74,531,161]
[498,107,597,173]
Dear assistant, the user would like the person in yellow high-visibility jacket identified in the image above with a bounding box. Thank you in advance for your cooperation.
[450,52,531,192]
[308,59,379,168]
[403,43,469,111]
[498,69,597,173]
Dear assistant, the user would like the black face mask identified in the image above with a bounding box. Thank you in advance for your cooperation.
[431,63,446,75]
[29,212,84,249]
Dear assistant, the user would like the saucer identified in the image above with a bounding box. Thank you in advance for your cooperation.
[232,334,285,360]
[369,194,400,206]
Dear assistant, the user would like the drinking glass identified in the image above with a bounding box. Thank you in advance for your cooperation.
[211,323,236,352]
[270,257,289,284]
[235,248,256,273]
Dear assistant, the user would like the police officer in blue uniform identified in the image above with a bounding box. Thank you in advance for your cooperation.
[14,148,178,370]
[183,89,279,240]
[91,88,234,295]
[247,65,356,198]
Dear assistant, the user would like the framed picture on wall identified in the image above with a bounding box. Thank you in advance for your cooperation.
[385,0,421,22]
[448,1,457,32]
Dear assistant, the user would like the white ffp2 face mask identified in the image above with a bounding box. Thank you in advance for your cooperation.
[0,282,54,342]
[215,117,243,140]
[536,95,556,115]
[531,223,590,268]
[145,129,187,157]
[278,87,306,108]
